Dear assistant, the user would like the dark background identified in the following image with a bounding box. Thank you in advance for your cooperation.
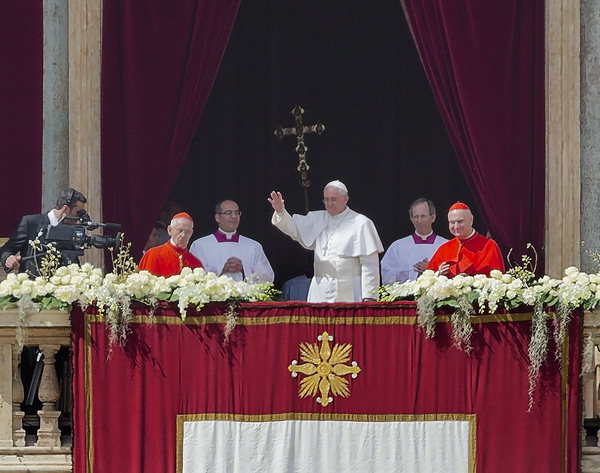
[168,0,481,286]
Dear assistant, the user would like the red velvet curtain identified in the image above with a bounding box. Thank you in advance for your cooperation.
[0,3,42,235]
[101,0,240,257]
[399,1,545,269]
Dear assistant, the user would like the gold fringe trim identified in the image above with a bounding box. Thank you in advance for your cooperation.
[88,311,534,326]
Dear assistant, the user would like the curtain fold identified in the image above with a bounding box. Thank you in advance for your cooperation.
[0,3,42,235]
[101,0,241,258]
[399,1,545,270]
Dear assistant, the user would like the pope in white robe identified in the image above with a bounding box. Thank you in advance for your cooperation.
[189,200,274,282]
[269,180,383,303]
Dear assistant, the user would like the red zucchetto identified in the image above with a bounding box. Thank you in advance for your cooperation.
[172,212,193,221]
[449,202,470,211]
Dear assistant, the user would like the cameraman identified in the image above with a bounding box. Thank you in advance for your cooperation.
[0,188,88,276]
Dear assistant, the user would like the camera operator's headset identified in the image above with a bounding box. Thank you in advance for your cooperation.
[63,188,87,219]
[64,188,76,209]
[60,188,88,222]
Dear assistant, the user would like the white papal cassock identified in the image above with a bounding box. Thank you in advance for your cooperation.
[189,232,274,282]
[380,233,447,284]
[272,207,383,302]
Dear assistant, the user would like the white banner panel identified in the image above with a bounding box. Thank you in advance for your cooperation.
[182,418,472,473]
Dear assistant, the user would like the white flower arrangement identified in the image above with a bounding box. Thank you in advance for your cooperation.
[0,264,275,310]
[380,267,600,313]
[2,261,595,408]
[380,266,598,410]
[0,264,277,344]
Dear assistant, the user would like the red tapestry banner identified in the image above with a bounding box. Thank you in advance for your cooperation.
[72,302,581,473]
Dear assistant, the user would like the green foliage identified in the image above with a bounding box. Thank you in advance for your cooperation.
[111,240,137,283]
[506,243,537,285]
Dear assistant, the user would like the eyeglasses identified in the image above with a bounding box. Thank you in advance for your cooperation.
[322,197,340,203]
[218,210,242,217]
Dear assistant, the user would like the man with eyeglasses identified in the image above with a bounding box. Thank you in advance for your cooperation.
[380,198,447,284]
[269,180,383,302]
[0,187,88,277]
[189,200,274,282]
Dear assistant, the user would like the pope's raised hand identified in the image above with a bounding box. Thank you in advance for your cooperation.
[268,191,285,213]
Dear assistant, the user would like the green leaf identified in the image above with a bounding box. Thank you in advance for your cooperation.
[38,296,66,310]
[0,297,17,310]
[436,299,460,309]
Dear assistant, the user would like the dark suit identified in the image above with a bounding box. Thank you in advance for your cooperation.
[0,212,81,277]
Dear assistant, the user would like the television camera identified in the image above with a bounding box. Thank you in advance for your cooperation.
[44,212,123,255]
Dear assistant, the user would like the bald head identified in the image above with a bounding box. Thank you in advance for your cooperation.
[448,208,474,239]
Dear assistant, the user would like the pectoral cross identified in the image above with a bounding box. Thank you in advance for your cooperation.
[274,106,325,213]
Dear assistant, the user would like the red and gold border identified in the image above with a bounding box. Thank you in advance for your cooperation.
[80,303,577,473]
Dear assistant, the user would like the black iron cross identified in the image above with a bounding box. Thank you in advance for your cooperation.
[274,106,325,213]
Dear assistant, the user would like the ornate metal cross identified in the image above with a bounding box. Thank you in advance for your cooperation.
[274,106,325,213]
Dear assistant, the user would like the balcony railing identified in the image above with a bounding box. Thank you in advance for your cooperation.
[0,309,72,472]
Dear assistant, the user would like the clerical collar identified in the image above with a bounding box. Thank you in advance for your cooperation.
[458,229,477,241]
[168,240,186,254]
[330,207,350,220]
[412,231,436,245]
[214,230,240,243]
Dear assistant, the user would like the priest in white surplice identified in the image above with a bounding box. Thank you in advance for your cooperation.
[189,200,274,282]
[380,198,447,284]
[268,180,383,302]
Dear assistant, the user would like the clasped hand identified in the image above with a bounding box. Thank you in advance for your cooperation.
[221,257,243,275]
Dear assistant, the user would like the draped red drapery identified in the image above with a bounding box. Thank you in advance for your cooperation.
[100,0,240,258]
[400,1,545,270]
[0,3,42,235]
[72,302,581,472]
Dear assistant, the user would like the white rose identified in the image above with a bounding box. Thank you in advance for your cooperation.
[564,266,579,277]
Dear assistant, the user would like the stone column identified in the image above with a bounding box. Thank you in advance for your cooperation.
[545,0,581,278]
[580,0,600,273]
[11,345,25,447]
[42,0,69,211]
[0,344,14,447]
[68,0,104,270]
[42,0,105,269]
[36,344,62,447]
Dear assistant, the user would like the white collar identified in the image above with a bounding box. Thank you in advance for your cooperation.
[415,230,433,240]
[459,229,476,240]
[218,228,238,239]
[48,209,62,226]
[329,207,350,220]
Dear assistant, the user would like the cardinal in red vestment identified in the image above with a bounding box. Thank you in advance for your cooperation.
[138,212,203,277]
[427,202,505,277]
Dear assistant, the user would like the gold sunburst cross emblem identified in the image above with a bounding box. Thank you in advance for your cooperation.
[288,331,361,407]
